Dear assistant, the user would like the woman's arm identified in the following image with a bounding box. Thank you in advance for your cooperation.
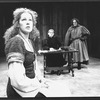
[8,61,41,93]
[34,57,52,84]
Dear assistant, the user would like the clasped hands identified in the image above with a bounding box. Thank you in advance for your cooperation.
[70,37,84,42]
[49,47,61,51]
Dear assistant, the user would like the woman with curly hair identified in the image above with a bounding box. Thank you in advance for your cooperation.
[64,18,90,69]
[3,7,51,98]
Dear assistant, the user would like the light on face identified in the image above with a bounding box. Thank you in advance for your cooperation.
[48,30,54,37]
[73,20,77,26]
[19,12,33,34]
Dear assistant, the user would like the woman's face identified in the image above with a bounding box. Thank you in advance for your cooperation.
[19,12,33,34]
[73,19,78,27]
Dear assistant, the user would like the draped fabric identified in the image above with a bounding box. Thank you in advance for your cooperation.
[5,35,40,97]
[5,35,36,78]
[42,35,66,67]
[1,2,100,58]
[6,52,24,65]
[64,25,90,63]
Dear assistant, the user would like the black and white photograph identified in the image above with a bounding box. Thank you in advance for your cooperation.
[0,0,100,99]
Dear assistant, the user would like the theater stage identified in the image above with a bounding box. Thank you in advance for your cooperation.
[0,56,100,97]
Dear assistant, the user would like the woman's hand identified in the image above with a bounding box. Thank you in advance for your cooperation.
[40,78,53,88]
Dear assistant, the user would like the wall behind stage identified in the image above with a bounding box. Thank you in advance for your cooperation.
[0,2,100,58]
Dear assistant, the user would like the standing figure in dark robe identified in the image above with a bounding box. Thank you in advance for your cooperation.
[64,18,90,69]
[42,29,67,71]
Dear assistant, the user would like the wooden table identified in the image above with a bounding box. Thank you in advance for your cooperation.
[39,49,78,77]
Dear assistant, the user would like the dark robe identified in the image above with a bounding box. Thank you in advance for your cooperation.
[42,36,66,67]
[64,25,90,63]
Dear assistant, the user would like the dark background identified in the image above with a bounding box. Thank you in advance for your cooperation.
[0,0,100,58]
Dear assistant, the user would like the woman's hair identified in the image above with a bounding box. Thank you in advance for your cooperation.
[3,8,40,44]
[71,18,80,25]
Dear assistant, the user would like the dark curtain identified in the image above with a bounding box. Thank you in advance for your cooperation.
[0,2,100,58]
[38,2,89,47]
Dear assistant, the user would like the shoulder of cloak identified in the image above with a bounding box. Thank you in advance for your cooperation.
[5,36,25,55]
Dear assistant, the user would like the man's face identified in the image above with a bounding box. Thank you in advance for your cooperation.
[48,30,54,37]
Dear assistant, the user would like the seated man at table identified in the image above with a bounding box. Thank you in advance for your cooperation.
[42,29,67,74]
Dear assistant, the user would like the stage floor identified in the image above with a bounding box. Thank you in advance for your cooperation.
[0,56,100,97]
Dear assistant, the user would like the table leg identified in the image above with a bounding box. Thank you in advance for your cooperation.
[68,52,74,77]
[43,55,46,77]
